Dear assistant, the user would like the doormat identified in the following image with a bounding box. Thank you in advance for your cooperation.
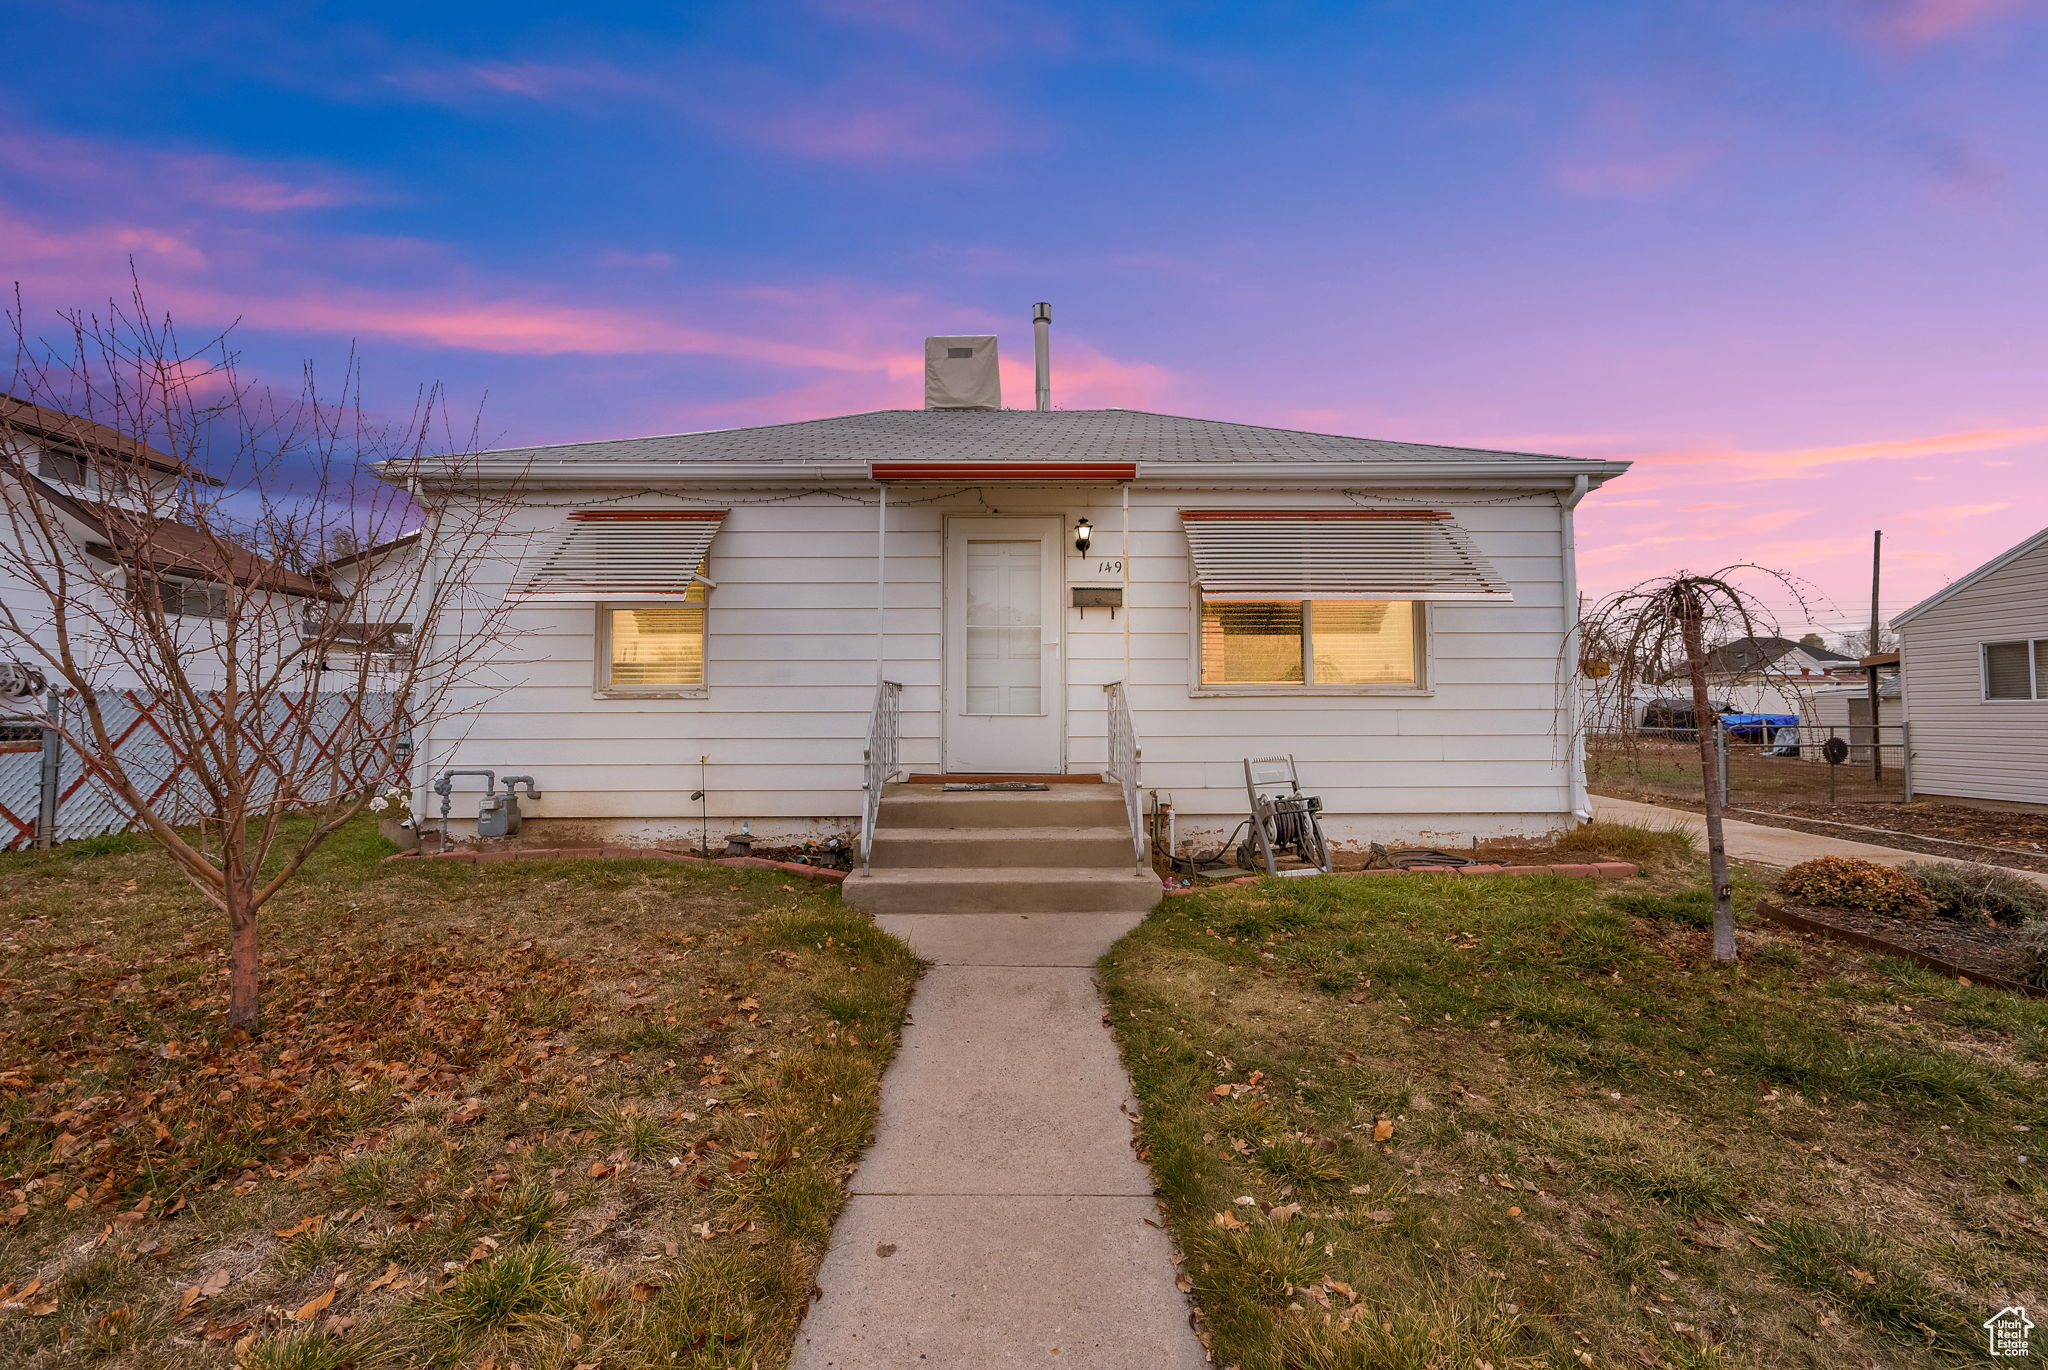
[942,782,1050,791]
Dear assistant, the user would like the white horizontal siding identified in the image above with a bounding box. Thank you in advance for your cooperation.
[417,483,1581,837]
[1899,536,2048,805]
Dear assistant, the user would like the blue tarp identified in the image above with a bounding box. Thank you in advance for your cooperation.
[1718,713,1799,730]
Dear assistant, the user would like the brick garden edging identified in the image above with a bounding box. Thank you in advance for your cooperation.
[382,845,849,883]
[1163,860,1638,895]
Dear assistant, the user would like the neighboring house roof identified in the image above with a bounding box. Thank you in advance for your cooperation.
[1701,635,1857,673]
[461,408,1626,476]
[310,530,421,574]
[0,393,221,485]
[1891,526,2048,628]
[1813,676,1902,699]
[32,476,337,601]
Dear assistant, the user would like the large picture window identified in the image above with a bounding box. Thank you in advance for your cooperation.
[1200,600,1418,688]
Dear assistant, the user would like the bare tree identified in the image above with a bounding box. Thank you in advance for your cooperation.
[1582,567,1809,963]
[0,285,521,1033]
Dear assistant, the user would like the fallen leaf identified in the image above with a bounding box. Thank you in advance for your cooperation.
[1213,1211,1248,1231]
[291,1288,336,1321]
[1372,1119,1395,1143]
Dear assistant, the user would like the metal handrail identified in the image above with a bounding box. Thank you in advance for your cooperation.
[1103,681,1147,870]
[859,679,903,874]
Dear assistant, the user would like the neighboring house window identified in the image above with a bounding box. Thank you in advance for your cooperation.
[36,445,138,499]
[599,576,707,692]
[1200,600,1419,687]
[1982,639,2048,700]
[305,614,415,670]
[37,446,87,485]
[141,579,230,619]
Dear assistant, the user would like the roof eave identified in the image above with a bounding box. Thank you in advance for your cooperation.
[388,456,1632,491]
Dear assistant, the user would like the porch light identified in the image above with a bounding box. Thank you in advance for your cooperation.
[1073,518,1092,554]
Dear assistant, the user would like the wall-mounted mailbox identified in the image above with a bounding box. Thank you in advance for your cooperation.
[1072,585,1123,612]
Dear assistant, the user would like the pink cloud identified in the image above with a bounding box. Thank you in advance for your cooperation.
[594,249,676,271]
[709,77,1030,164]
[1848,0,2023,46]
[806,0,1073,58]
[1549,91,1724,199]
[0,128,368,216]
[1618,422,2048,485]
[384,59,619,104]
[385,54,1027,166]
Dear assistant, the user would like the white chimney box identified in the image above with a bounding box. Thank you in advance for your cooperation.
[923,335,1001,410]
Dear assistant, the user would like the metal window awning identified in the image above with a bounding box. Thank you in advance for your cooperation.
[512,509,726,601]
[1179,510,1513,602]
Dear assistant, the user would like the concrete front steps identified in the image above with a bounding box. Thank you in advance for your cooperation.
[841,783,1161,918]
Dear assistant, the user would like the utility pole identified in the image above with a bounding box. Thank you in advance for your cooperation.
[1867,530,1883,783]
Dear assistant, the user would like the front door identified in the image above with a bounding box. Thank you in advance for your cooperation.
[944,516,1063,773]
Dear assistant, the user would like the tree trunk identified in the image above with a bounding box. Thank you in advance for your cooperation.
[226,884,260,1033]
[1680,599,1737,962]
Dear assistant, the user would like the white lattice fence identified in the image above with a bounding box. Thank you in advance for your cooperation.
[0,690,401,850]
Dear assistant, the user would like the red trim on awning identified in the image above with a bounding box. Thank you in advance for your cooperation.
[869,462,1137,482]
[1179,509,1449,521]
[569,509,728,521]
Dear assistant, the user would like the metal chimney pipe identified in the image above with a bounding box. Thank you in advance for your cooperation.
[1032,302,1052,412]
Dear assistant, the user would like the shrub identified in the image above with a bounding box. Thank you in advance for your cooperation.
[1903,861,2048,927]
[1777,857,1932,918]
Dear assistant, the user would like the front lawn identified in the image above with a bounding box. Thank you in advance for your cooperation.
[1104,861,2047,1370]
[0,821,918,1369]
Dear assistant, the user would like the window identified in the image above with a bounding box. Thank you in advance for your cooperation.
[37,446,87,486]
[305,615,414,671]
[1200,600,1419,688]
[599,576,707,692]
[138,579,229,619]
[1983,639,2048,700]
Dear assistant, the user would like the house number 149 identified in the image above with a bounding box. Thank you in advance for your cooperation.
[1095,559,1123,575]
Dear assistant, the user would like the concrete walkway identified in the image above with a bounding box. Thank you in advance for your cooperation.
[1593,795,2048,887]
[789,910,1206,1370]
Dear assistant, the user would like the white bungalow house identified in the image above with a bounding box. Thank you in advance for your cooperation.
[1892,526,2048,806]
[400,335,1629,862]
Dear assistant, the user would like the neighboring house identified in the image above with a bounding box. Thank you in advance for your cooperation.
[1696,634,1861,715]
[1892,527,2048,806]
[1797,670,1903,767]
[399,340,1629,848]
[306,532,422,673]
[0,394,334,695]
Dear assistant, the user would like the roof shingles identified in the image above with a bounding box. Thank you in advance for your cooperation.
[474,408,1611,469]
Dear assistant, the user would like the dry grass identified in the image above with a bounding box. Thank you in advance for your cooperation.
[1104,856,2048,1370]
[0,818,919,1369]
[1551,820,1699,870]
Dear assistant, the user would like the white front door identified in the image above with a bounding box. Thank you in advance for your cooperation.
[944,516,1064,773]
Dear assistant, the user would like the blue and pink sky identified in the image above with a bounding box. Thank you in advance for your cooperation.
[4,0,2044,634]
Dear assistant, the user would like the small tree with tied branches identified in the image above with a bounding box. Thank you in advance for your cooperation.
[1582,566,1811,963]
[0,285,523,1033]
